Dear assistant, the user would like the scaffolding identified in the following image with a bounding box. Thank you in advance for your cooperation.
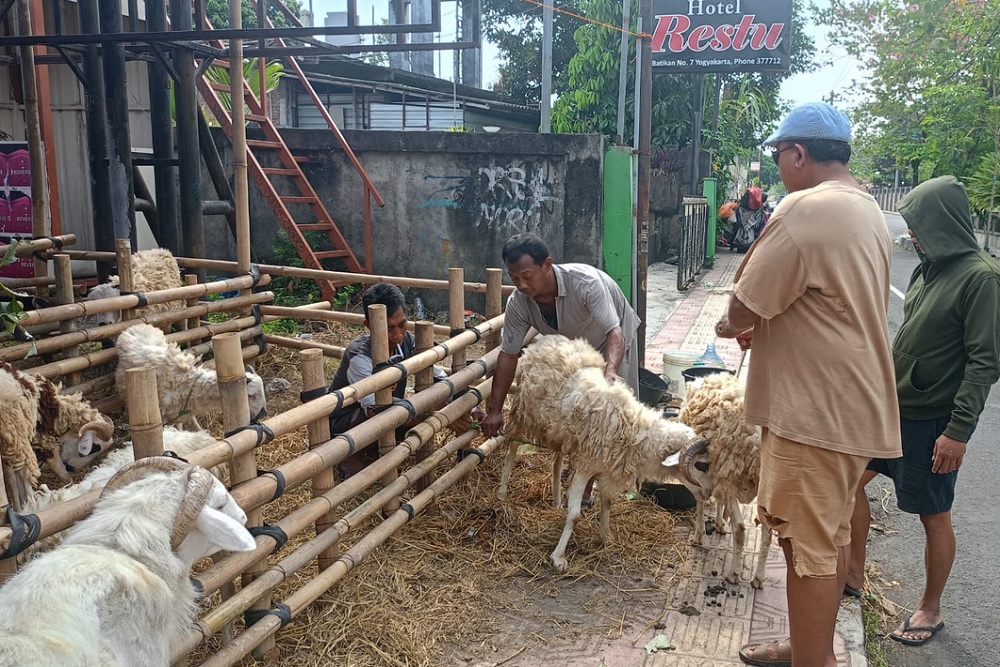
[0,0,480,297]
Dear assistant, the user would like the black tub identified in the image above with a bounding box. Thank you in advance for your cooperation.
[638,367,669,407]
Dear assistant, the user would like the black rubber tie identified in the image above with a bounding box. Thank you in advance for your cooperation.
[162,450,190,463]
[247,264,262,286]
[42,235,64,249]
[465,325,483,341]
[470,359,489,375]
[245,602,292,629]
[256,334,267,356]
[257,468,287,501]
[226,421,275,447]
[329,389,344,413]
[439,342,450,356]
[249,523,289,553]
[373,360,407,379]
[122,291,148,307]
[251,303,263,325]
[300,386,328,403]
[0,507,41,559]
[456,448,486,464]
[190,577,205,597]
[454,387,484,403]
[434,377,456,395]
[372,398,417,420]
[400,503,415,521]
[337,432,357,455]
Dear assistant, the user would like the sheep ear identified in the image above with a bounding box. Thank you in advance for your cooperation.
[245,365,256,375]
[195,506,257,553]
[77,431,99,457]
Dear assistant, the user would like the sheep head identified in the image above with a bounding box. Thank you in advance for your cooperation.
[101,456,256,563]
[52,402,115,480]
[245,365,267,421]
[85,280,123,326]
[677,437,713,495]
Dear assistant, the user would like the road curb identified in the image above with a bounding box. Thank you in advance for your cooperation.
[838,599,868,667]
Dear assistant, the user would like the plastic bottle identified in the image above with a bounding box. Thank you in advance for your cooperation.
[694,342,726,367]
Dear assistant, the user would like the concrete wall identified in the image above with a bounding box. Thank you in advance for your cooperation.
[204,130,605,308]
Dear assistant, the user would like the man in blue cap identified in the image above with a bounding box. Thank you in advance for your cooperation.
[715,102,902,667]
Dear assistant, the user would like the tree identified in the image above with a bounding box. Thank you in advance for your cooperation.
[205,0,304,29]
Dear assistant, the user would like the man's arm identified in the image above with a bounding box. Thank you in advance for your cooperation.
[481,351,519,437]
[602,326,626,381]
[715,294,759,339]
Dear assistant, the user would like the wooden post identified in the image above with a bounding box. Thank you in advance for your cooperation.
[0,447,18,581]
[125,366,163,459]
[485,268,503,350]
[115,239,135,322]
[368,304,399,515]
[300,349,338,569]
[448,268,467,372]
[413,320,436,497]
[212,331,274,661]
[53,254,81,386]
[184,274,199,332]
[230,0,251,295]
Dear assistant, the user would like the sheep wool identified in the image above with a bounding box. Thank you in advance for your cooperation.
[87,248,184,327]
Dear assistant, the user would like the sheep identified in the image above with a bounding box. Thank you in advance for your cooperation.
[86,248,184,329]
[0,456,256,667]
[114,322,267,430]
[677,371,770,589]
[504,335,708,573]
[0,360,114,511]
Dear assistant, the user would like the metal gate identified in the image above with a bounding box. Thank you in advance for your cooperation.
[677,196,708,290]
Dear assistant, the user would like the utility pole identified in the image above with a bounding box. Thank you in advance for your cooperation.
[540,0,553,132]
[615,0,631,143]
[636,0,652,365]
[826,90,840,107]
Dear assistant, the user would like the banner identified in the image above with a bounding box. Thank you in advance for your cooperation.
[650,0,793,74]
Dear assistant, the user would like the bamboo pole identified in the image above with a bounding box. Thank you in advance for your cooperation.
[449,268,467,372]
[0,234,75,259]
[300,349,339,569]
[16,272,268,328]
[0,320,508,557]
[412,320,436,496]
[184,274,199,332]
[195,434,505,667]
[485,268,503,350]
[368,304,399,515]
[0,449,18,582]
[52,251,517,295]
[264,335,344,358]
[213,331,265,657]
[53,255,82,385]
[126,367,163,460]
[61,372,115,397]
[230,0,251,292]
[0,291,272,364]
[259,305,450,336]
[115,239,135,322]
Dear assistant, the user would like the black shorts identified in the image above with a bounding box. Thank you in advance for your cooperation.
[867,415,963,516]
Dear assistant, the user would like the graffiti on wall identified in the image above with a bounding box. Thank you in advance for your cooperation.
[421,164,558,233]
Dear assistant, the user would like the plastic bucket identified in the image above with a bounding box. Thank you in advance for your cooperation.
[682,365,735,384]
[638,367,669,407]
[662,349,702,398]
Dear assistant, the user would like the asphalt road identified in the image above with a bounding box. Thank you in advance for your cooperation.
[865,212,999,667]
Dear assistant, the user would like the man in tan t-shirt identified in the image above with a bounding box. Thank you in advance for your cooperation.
[715,102,902,667]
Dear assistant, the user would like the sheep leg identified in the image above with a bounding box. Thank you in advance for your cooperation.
[751,522,772,589]
[691,497,706,545]
[551,452,564,509]
[714,498,729,536]
[550,471,589,574]
[724,497,746,585]
[497,439,519,501]
[598,482,613,544]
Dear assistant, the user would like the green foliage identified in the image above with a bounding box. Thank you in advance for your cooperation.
[0,241,37,355]
[205,0,303,29]
[202,58,285,121]
[820,0,1000,213]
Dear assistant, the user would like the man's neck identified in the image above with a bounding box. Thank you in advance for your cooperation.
[533,270,559,304]
[804,163,861,191]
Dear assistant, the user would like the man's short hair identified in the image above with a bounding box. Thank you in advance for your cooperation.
[502,233,551,266]
[800,139,852,165]
[362,282,406,317]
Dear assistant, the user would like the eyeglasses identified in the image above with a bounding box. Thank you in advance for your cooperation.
[771,145,796,165]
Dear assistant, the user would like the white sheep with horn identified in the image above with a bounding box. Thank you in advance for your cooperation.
[0,360,114,511]
[114,322,267,430]
[85,248,184,329]
[677,371,770,588]
[503,335,708,573]
[0,456,256,666]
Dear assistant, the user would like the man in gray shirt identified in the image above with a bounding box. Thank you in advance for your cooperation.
[480,233,640,438]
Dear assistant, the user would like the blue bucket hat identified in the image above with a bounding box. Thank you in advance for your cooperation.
[763,102,851,147]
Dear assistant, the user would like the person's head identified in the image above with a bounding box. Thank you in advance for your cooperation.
[362,282,407,347]
[764,102,853,193]
[501,233,555,298]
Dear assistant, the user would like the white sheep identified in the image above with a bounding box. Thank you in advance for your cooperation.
[0,456,256,667]
[677,372,770,589]
[114,322,267,430]
[0,361,114,511]
[504,335,707,573]
[86,248,184,328]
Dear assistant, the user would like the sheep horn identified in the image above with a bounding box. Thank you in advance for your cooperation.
[79,417,114,443]
[170,466,215,551]
[101,456,188,498]
[678,436,709,486]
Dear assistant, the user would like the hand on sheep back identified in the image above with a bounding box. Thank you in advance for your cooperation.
[114,323,267,428]
[0,457,256,667]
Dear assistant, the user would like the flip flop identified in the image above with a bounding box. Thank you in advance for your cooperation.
[739,639,792,667]
[890,615,945,646]
[843,584,863,598]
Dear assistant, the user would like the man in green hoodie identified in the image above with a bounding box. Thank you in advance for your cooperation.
[848,176,1000,646]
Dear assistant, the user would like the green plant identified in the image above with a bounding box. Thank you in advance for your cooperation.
[651,146,685,180]
[0,241,37,356]
[861,599,892,667]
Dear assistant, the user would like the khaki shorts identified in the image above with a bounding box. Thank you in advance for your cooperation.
[757,429,869,578]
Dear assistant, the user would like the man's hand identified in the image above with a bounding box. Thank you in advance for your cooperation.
[604,368,622,385]
[714,317,744,339]
[450,410,473,434]
[931,434,966,474]
[480,408,505,438]
[736,328,753,350]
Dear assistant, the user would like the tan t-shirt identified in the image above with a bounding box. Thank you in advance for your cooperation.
[734,180,902,458]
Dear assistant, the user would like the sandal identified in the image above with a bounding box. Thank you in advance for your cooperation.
[890,615,945,646]
[739,639,792,667]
